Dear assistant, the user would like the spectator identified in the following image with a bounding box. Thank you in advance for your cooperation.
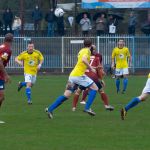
[96,14,107,36]
[12,16,21,37]
[32,5,43,34]
[80,13,91,36]
[107,15,118,34]
[128,11,137,35]
[45,8,55,37]
[56,16,64,36]
[3,8,13,34]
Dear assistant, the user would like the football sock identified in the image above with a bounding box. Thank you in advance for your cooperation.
[21,82,26,87]
[85,89,97,110]
[26,87,31,101]
[48,95,68,112]
[116,78,120,92]
[123,78,128,91]
[100,92,109,106]
[81,90,88,101]
[72,94,80,108]
[125,97,141,111]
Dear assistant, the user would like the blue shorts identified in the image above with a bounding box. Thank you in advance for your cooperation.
[0,80,5,90]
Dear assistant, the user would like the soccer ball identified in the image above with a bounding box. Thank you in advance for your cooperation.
[54,8,64,17]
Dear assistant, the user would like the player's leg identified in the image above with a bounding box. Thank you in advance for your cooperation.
[84,76,98,115]
[72,88,82,111]
[122,68,129,93]
[25,74,35,104]
[115,68,123,93]
[18,81,26,91]
[121,78,150,120]
[80,89,88,104]
[46,80,78,118]
[0,80,5,107]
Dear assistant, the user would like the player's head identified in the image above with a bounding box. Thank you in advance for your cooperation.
[4,33,13,43]
[84,39,92,48]
[90,45,96,55]
[118,39,125,48]
[27,41,34,53]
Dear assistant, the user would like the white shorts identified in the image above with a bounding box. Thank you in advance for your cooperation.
[24,74,36,84]
[115,68,129,76]
[69,75,94,88]
[142,78,150,94]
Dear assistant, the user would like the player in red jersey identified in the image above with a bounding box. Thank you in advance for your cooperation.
[72,45,114,111]
[0,33,13,108]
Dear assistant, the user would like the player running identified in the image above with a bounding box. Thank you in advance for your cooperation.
[15,41,44,104]
[72,45,114,111]
[111,39,131,94]
[0,33,13,111]
[45,39,98,119]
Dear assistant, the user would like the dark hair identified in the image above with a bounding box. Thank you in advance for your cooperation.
[28,40,33,45]
[4,33,13,43]
[84,39,92,47]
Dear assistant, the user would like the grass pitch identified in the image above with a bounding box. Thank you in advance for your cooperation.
[0,75,150,150]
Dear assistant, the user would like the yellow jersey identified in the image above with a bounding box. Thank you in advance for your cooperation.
[70,48,91,77]
[17,49,44,75]
[112,47,130,69]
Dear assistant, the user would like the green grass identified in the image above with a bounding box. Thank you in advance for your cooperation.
[0,75,150,150]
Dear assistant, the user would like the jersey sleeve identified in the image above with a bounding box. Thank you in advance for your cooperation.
[17,52,25,60]
[112,48,116,59]
[38,51,44,61]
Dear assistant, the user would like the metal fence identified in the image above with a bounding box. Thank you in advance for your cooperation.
[2,35,150,73]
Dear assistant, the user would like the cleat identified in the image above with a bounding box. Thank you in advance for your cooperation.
[83,109,96,116]
[105,105,114,111]
[121,108,127,120]
[122,90,125,94]
[80,101,86,105]
[72,107,76,112]
[18,81,23,92]
[48,112,53,119]
[27,101,32,105]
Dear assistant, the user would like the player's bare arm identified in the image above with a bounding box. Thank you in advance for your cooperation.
[0,58,10,83]
[15,57,23,66]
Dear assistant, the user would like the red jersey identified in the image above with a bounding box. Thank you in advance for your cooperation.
[95,53,102,64]
[0,44,12,80]
[85,54,100,82]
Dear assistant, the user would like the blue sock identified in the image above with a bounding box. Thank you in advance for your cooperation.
[85,89,97,110]
[21,82,26,87]
[123,78,128,91]
[125,97,141,112]
[116,78,120,91]
[48,95,68,112]
[26,87,31,101]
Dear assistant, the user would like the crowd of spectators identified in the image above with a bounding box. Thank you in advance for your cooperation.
[0,5,149,37]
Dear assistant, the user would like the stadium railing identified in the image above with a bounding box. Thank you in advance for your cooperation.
[1,35,149,74]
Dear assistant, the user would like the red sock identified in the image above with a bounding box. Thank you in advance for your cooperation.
[72,94,80,108]
[100,92,109,106]
[81,90,88,102]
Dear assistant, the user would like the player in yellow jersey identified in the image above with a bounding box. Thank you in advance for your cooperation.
[15,41,44,104]
[111,39,131,94]
[45,39,98,119]
[121,73,150,120]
